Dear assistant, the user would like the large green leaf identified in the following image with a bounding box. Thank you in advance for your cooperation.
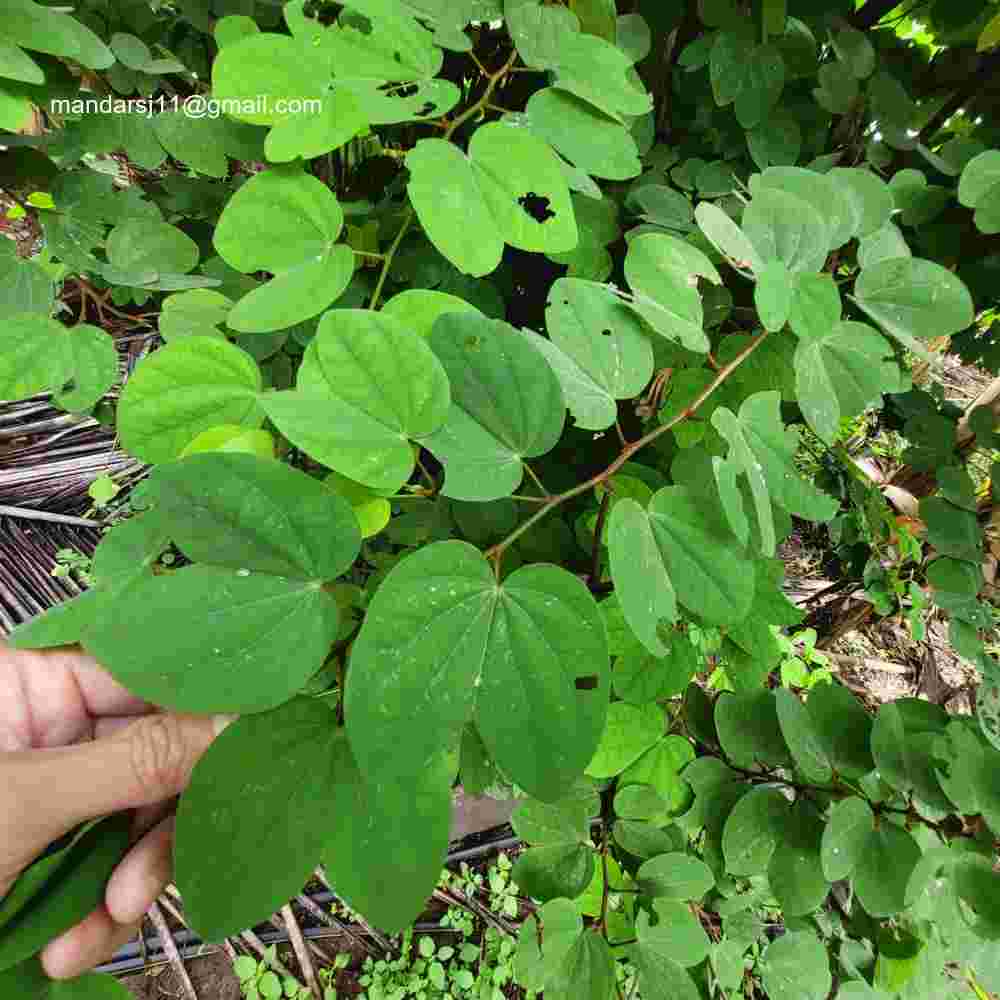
[820,796,874,881]
[854,258,975,347]
[751,166,855,252]
[0,242,54,315]
[624,232,720,352]
[620,735,695,815]
[345,540,609,801]
[214,166,353,332]
[262,309,450,491]
[525,87,641,180]
[854,822,921,918]
[721,785,789,875]
[84,565,339,713]
[805,681,874,780]
[2,0,114,68]
[742,187,828,273]
[176,699,346,940]
[694,201,764,273]
[144,453,361,578]
[759,932,831,1000]
[407,121,578,277]
[585,702,663,778]
[0,317,116,414]
[958,150,1000,208]
[534,277,653,430]
[0,816,130,974]
[716,690,791,773]
[635,853,714,901]
[794,321,904,443]
[117,336,263,463]
[421,314,566,500]
[829,167,895,238]
[775,688,833,784]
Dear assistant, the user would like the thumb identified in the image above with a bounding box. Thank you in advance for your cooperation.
[2,713,234,868]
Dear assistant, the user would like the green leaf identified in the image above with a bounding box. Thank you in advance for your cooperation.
[104,218,199,283]
[152,112,265,179]
[545,929,616,1000]
[716,690,791,772]
[512,844,595,902]
[613,632,701,705]
[512,782,600,845]
[794,321,904,444]
[694,201,764,273]
[806,681,874,780]
[631,937,701,1000]
[871,701,951,811]
[787,273,840,342]
[857,221,911,269]
[421,314,566,501]
[406,122,578,277]
[829,168,895,239]
[515,899,581,993]
[620,735,696,814]
[624,232,720,352]
[734,44,785,129]
[775,688,833,784]
[742,188,828,274]
[710,29,751,107]
[535,277,653,431]
[381,289,481,338]
[721,786,789,875]
[958,150,1000,208]
[747,110,802,170]
[0,815,130,973]
[0,316,116,413]
[754,260,793,332]
[0,242,54,315]
[159,289,232,340]
[84,565,339,713]
[831,25,875,79]
[145,453,361,578]
[854,822,921,917]
[261,309,450,492]
[214,166,353,332]
[346,541,609,801]
[525,87,641,181]
[920,496,982,561]
[635,853,714,901]
[0,958,133,998]
[585,702,663,778]
[820,796,874,881]
[176,699,347,940]
[2,0,113,68]
[759,932,831,1000]
[854,258,975,347]
[713,391,838,530]
[323,744,456,934]
[118,336,263,463]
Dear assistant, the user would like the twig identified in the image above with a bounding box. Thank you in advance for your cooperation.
[590,490,611,587]
[314,868,392,953]
[483,330,772,562]
[368,208,413,311]
[0,505,104,528]
[240,929,300,982]
[432,887,517,938]
[281,904,321,999]
[296,893,375,957]
[822,651,912,676]
[148,900,199,1000]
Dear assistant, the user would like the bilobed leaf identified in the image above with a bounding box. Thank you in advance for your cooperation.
[145,453,361,579]
[854,258,975,347]
[958,150,1000,208]
[624,232,720,352]
[635,853,714,901]
[721,785,788,875]
[159,289,232,340]
[829,167,895,238]
[381,289,481,338]
[620,735,696,814]
[806,681,874,780]
[262,309,450,492]
[515,899,581,993]
[586,702,663,778]
[751,165,855,251]
[214,166,354,332]
[535,277,653,431]
[794,321,904,444]
[346,541,609,802]
[742,187,828,274]
[734,44,784,129]
[857,221,911,269]
[176,699,348,940]
[613,632,700,705]
[546,929,616,1000]
[421,314,565,501]
[118,336,263,463]
[767,806,827,916]
[631,939,701,1000]
[820,796,874,881]
[512,844,595,902]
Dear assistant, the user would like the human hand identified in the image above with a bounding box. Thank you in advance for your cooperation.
[0,642,231,979]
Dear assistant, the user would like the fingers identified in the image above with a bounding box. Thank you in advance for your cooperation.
[105,814,177,926]
[1,713,230,860]
[40,906,142,980]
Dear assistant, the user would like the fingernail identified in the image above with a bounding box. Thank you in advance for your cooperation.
[212,714,239,738]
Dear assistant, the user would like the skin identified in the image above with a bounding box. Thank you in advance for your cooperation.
[0,642,232,979]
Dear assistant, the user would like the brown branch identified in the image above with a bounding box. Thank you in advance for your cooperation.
[295,893,375,957]
[281,904,322,999]
[147,900,199,1000]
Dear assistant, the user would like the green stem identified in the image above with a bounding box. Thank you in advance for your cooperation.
[368,207,413,311]
[484,329,773,562]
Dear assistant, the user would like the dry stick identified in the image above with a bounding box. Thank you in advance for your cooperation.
[296,893,375,957]
[147,900,199,1000]
[484,329,773,562]
[281,904,322,999]
[314,868,392,953]
[0,504,103,528]
[822,650,912,676]
[432,887,516,938]
[240,928,301,982]
[268,912,339,967]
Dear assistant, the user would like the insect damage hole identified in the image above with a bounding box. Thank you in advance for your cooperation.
[575,675,599,690]
[518,192,556,223]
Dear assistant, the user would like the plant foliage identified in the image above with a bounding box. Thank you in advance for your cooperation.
[3,0,1000,996]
